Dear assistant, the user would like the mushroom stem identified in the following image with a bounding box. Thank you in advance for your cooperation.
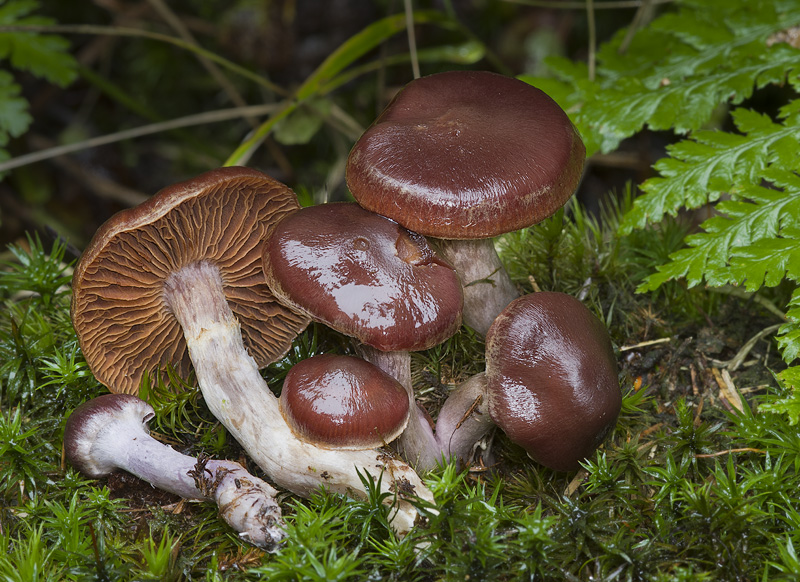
[64,395,286,550]
[430,238,518,336]
[163,261,433,536]
[358,343,494,472]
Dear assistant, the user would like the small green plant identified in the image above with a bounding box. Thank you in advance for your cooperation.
[0,0,76,164]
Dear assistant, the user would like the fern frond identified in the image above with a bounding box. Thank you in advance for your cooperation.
[638,168,800,292]
[521,0,800,156]
[621,105,800,233]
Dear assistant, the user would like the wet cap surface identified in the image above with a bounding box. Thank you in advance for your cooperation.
[262,202,463,352]
[347,70,585,239]
[485,292,620,471]
[280,354,410,449]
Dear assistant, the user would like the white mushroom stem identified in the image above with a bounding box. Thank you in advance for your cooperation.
[358,341,494,473]
[68,396,285,550]
[163,261,433,537]
[431,238,519,337]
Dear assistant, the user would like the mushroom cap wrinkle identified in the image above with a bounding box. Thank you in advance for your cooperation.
[346,70,586,240]
[485,292,621,472]
[280,354,410,450]
[71,166,309,395]
[262,202,463,352]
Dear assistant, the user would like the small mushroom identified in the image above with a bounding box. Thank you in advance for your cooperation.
[347,70,586,335]
[280,354,410,450]
[485,292,621,471]
[64,393,286,551]
[71,168,432,536]
[262,201,464,469]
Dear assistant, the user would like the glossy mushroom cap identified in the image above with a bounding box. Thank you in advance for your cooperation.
[346,70,585,239]
[71,167,309,395]
[485,292,621,472]
[280,354,410,450]
[262,202,463,352]
[64,393,153,477]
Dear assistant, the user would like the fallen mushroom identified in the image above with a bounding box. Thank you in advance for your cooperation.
[71,168,432,537]
[64,393,286,551]
[485,292,621,471]
[347,70,586,335]
[261,201,464,469]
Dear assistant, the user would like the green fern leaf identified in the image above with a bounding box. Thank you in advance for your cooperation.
[761,365,800,424]
[0,70,30,140]
[525,0,800,157]
[620,102,800,234]
[778,289,800,364]
[637,170,800,292]
[0,0,76,86]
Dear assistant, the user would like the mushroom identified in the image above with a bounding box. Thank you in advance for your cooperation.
[261,201,464,469]
[71,168,432,536]
[280,354,410,450]
[346,70,586,335]
[484,292,621,471]
[64,393,286,551]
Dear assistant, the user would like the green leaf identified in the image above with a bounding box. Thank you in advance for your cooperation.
[621,102,800,234]
[0,70,30,139]
[778,288,800,364]
[273,98,331,146]
[535,0,800,156]
[761,366,800,423]
[0,0,77,86]
[637,170,800,292]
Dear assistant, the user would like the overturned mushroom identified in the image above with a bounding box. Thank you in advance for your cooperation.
[347,70,585,335]
[64,393,286,551]
[71,168,432,536]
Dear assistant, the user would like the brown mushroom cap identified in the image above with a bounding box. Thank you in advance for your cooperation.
[262,202,463,352]
[346,70,585,240]
[485,292,620,472]
[280,354,410,450]
[71,167,310,395]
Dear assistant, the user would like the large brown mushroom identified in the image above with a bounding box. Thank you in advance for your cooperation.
[405,291,622,473]
[72,166,307,395]
[347,70,586,335]
[71,168,432,536]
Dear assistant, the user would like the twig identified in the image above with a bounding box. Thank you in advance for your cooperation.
[709,323,783,372]
[620,337,671,352]
[404,0,421,79]
[695,448,765,458]
[617,0,654,54]
[586,0,596,81]
[0,104,281,174]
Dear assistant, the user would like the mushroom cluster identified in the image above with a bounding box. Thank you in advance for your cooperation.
[66,70,621,549]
